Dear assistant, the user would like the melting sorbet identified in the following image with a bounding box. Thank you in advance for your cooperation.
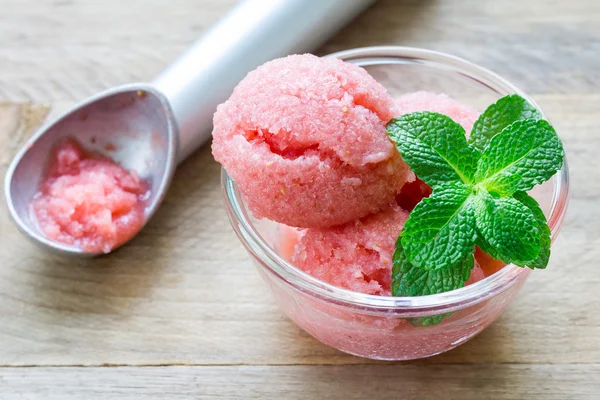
[31,140,149,253]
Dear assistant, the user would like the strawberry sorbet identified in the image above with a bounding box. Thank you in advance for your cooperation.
[212,54,409,228]
[287,91,486,294]
[31,140,149,253]
[290,203,485,295]
[394,91,479,133]
[212,54,527,360]
[292,204,409,295]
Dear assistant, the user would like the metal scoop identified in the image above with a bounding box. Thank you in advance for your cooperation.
[4,0,375,256]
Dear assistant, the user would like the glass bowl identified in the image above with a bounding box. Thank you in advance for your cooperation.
[221,46,569,360]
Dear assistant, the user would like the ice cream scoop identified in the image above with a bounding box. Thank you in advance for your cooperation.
[4,0,375,256]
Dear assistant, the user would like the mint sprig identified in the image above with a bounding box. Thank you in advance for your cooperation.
[476,191,551,269]
[474,194,540,265]
[393,240,472,327]
[513,191,551,269]
[469,94,542,152]
[475,119,564,197]
[386,94,564,308]
[392,240,473,296]
[387,112,480,186]
[401,181,476,270]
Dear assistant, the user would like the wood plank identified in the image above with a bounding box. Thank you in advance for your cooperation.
[323,0,600,95]
[1,364,599,399]
[0,0,598,102]
[0,0,235,102]
[0,94,598,366]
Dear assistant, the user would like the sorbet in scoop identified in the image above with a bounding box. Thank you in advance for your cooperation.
[212,54,409,228]
[31,140,149,253]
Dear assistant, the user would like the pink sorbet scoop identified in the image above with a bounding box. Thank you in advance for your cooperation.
[211,54,410,228]
[31,140,149,254]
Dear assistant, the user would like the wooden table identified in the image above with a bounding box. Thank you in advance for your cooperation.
[1,1,598,398]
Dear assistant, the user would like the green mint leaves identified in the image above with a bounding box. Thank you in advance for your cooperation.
[469,94,542,152]
[387,94,564,303]
[392,240,473,296]
[475,119,564,197]
[513,191,552,269]
[387,112,480,186]
[401,182,477,270]
[474,194,540,265]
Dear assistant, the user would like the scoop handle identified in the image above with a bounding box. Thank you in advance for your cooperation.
[152,0,375,163]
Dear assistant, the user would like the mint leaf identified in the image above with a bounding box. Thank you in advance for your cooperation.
[475,192,550,268]
[474,193,540,266]
[393,240,472,327]
[391,241,473,296]
[389,95,563,297]
[387,112,481,187]
[469,94,541,152]
[513,191,551,269]
[407,313,451,327]
[401,182,477,270]
[475,119,564,196]
[475,232,502,260]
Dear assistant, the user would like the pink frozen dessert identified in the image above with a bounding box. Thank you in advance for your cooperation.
[288,90,486,294]
[31,140,149,253]
[213,53,489,296]
[212,54,410,228]
[292,204,409,296]
[291,203,484,296]
[394,91,479,133]
[211,54,545,361]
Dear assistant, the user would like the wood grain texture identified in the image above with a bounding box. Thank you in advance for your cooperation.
[0,0,599,102]
[2,365,600,400]
[1,0,599,398]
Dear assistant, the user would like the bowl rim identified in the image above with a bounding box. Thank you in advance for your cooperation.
[221,46,570,313]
